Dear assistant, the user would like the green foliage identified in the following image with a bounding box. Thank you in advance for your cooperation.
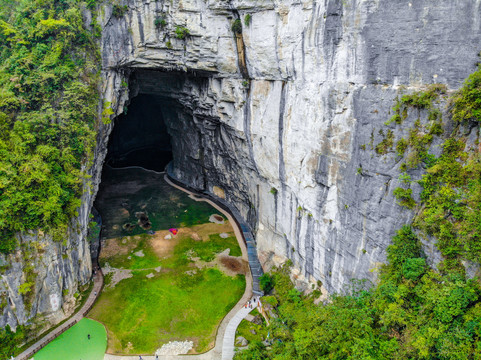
[387,84,446,125]
[0,325,25,358]
[112,4,128,18]
[237,223,481,360]
[259,273,274,293]
[375,129,394,154]
[154,16,166,28]
[244,14,252,26]
[232,19,242,34]
[386,226,423,271]
[415,137,481,263]
[166,40,172,49]
[174,26,189,40]
[401,257,426,280]
[452,65,481,122]
[18,281,34,295]
[101,101,114,124]
[395,138,408,156]
[270,187,278,195]
[393,187,416,209]
[0,0,100,251]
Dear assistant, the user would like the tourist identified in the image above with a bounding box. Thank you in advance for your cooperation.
[87,334,90,340]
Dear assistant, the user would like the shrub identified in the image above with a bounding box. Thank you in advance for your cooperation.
[154,16,166,28]
[375,129,394,154]
[393,187,416,209]
[259,273,274,293]
[396,138,408,156]
[244,14,252,26]
[452,66,481,122]
[175,26,189,40]
[18,282,34,295]
[232,19,242,34]
[112,4,128,18]
[386,226,423,271]
[402,257,426,280]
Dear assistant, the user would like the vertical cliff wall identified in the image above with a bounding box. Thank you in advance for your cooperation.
[99,0,481,295]
[0,181,93,331]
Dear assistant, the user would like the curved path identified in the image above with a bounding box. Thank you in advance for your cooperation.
[17,167,262,360]
[221,299,259,360]
[104,174,257,360]
[16,271,103,360]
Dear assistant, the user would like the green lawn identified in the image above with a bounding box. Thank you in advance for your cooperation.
[89,168,246,355]
[89,268,245,354]
[34,318,107,360]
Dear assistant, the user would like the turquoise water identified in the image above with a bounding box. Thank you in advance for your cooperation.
[33,318,106,360]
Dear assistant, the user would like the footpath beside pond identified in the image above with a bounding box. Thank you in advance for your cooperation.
[33,318,107,360]
[90,167,247,355]
[17,167,264,360]
[16,271,103,360]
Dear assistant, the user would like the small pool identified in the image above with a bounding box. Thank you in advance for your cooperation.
[33,318,107,360]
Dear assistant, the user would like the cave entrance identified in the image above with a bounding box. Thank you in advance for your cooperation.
[106,93,173,172]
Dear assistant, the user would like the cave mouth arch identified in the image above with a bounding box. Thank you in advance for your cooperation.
[104,69,211,174]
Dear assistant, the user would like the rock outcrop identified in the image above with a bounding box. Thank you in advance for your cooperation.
[100,0,481,293]
[4,1,481,332]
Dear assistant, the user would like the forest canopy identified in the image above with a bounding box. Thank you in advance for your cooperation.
[0,0,100,252]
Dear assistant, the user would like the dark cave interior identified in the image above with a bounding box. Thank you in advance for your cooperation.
[106,93,173,173]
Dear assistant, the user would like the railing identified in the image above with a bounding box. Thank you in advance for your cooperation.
[16,271,103,360]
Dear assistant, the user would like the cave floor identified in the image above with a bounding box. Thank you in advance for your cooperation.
[87,167,246,355]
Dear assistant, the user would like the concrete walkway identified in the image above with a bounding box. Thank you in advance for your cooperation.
[165,165,264,295]
[105,176,256,360]
[222,299,258,360]
[17,170,260,360]
[16,271,103,360]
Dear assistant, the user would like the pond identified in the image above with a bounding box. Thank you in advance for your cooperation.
[33,318,107,360]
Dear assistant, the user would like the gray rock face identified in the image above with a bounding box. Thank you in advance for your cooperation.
[99,0,481,293]
[4,0,480,332]
[0,77,122,333]
[0,180,95,330]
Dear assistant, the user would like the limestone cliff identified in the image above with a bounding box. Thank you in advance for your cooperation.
[100,0,481,294]
[5,0,481,333]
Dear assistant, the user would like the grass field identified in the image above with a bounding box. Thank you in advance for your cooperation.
[89,168,246,355]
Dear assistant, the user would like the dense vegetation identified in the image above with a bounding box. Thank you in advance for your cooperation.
[236,227,481,359]
[0,0,100,252]
[236,66,481,359]
[0,325,24,359]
